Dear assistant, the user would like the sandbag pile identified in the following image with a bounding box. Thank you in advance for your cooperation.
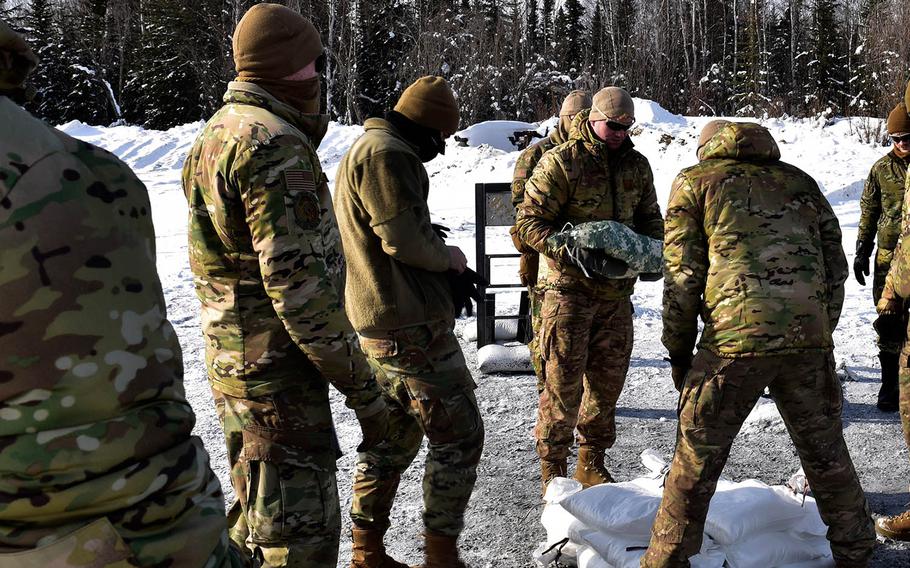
[533,450,834,568]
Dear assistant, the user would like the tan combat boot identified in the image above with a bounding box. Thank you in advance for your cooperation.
[351,528,410,568]
[876,510,910,541]
[419,532,467,568]
[574,446,614,488]
[540,458,568,497]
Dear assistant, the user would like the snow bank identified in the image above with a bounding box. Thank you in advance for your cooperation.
[454,120,540,151]
[633,98,687,127]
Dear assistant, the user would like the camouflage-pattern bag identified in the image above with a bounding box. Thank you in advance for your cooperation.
[545,220,663,279]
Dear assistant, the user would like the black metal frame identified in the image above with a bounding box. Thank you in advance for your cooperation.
[474,182,530,347]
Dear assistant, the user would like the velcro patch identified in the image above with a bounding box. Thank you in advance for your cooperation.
[283,169,316,192]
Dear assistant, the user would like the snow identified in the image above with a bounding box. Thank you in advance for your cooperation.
[60,106,910,567]
[454,119,541,151]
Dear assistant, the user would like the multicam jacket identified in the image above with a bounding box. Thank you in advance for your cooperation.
[661,122,848,359]
[182,82,382,414]
[511,124,568,208]
[0,96,239,567]
[857,151,909,273]
[515,109,664,297]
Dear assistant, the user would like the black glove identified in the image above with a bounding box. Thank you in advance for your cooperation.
[854,240,872,286]
[665,355,693,392]
[447,267,487,318]
[573,248,629,278]
[432,223,450,241]
[874,312,907,345]
[356,404,390,453]
[639,271,663,282]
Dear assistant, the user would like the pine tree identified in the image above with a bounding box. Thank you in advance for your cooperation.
[562,0,584,74]
[588,1,606,81]
[807,0,845,114]
[526,0,540,57]
[122,0,206,129]
[22,0,69,123]
[355,0,416,120]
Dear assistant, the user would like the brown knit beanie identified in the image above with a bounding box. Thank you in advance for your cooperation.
[394,76,460,136]
[560,90,592,117]
[590,86,634,125]
[0,20,37,91]
[887,103,910,136]
[233,4,322,79]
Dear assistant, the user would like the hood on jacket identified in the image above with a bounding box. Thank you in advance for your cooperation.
[699,122,781,162]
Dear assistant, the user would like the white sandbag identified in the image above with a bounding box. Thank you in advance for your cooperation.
[723,530,832,568]
[477,343,532,373]
[570,525,726,568]
[460,318,518,342]
[705,479,807,544]
[771,487,827,537]
[577,545,614,568]
[560,481,662,538]
[778,558,835,568]
[533,478,584,567]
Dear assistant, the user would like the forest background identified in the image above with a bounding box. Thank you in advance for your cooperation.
[2,0,909,133]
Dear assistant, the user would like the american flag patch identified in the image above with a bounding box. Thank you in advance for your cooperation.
[283,169,316,192]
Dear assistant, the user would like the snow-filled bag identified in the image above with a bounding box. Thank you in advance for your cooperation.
[559,479,663,538]
[570,524,726,568]
[460,318,518,343]
[545,220,663,278]
[723,530,832,568]
[533,477,583,567]
[704,479,808,544]
[477,343,532,374]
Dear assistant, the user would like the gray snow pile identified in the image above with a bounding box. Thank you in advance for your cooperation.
[534,450,834,568]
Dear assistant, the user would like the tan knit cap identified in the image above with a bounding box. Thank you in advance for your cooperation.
[560,90,592,117]
[0,20,37,90]
[394,76,460,136]
[887,103,910,136]
[232,4,322,79]
[589,86,634,125]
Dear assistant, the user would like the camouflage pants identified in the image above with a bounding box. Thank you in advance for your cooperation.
[898,349,910,453]
[214,384,342,568]
[351,322,484,536]
[528,284,545,393]
[874,249,902,354]
[641,350,875,568]
[535,290,633,461]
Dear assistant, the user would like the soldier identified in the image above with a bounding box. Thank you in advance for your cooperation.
[0,21,246,567]
[855,102,910,412]
[642,121,875,567]
[873,83,910,542]
[515,86,664,493]
[511,90,591,393]
[181,5,389,567]
[333,76,485,568]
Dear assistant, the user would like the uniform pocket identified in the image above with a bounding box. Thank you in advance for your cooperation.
[359,335,400,359]
[824,353,844,418]
[408,388,482,445]
[0,518,135,568]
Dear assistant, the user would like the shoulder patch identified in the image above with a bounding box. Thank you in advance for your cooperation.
[283,169,316,192]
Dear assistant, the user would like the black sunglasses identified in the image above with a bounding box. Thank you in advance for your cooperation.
[606,121,631,132]
[892,134,910,144]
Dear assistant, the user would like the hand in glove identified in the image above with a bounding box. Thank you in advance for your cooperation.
[639,271,663,282]
[573,248,629,278]
[874,312,907,345]
[432,223,450,241]
[356,403,391,453]
[448,267,487,318]
[854,240,872,286]
[665,355,693,392]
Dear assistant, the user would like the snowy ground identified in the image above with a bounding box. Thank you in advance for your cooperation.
[62,102,910,567]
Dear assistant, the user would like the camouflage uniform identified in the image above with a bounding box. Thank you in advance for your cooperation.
[515,109,664,462]
[0,96,244,567]
[643,122,874,568]
[879,173,910,458]
[858,150,909,352]
[511,126,569,390]
[182,81,385,567]
[333,117,484,538]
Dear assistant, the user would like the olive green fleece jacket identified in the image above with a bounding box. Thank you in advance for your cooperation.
[334,118,455,333]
